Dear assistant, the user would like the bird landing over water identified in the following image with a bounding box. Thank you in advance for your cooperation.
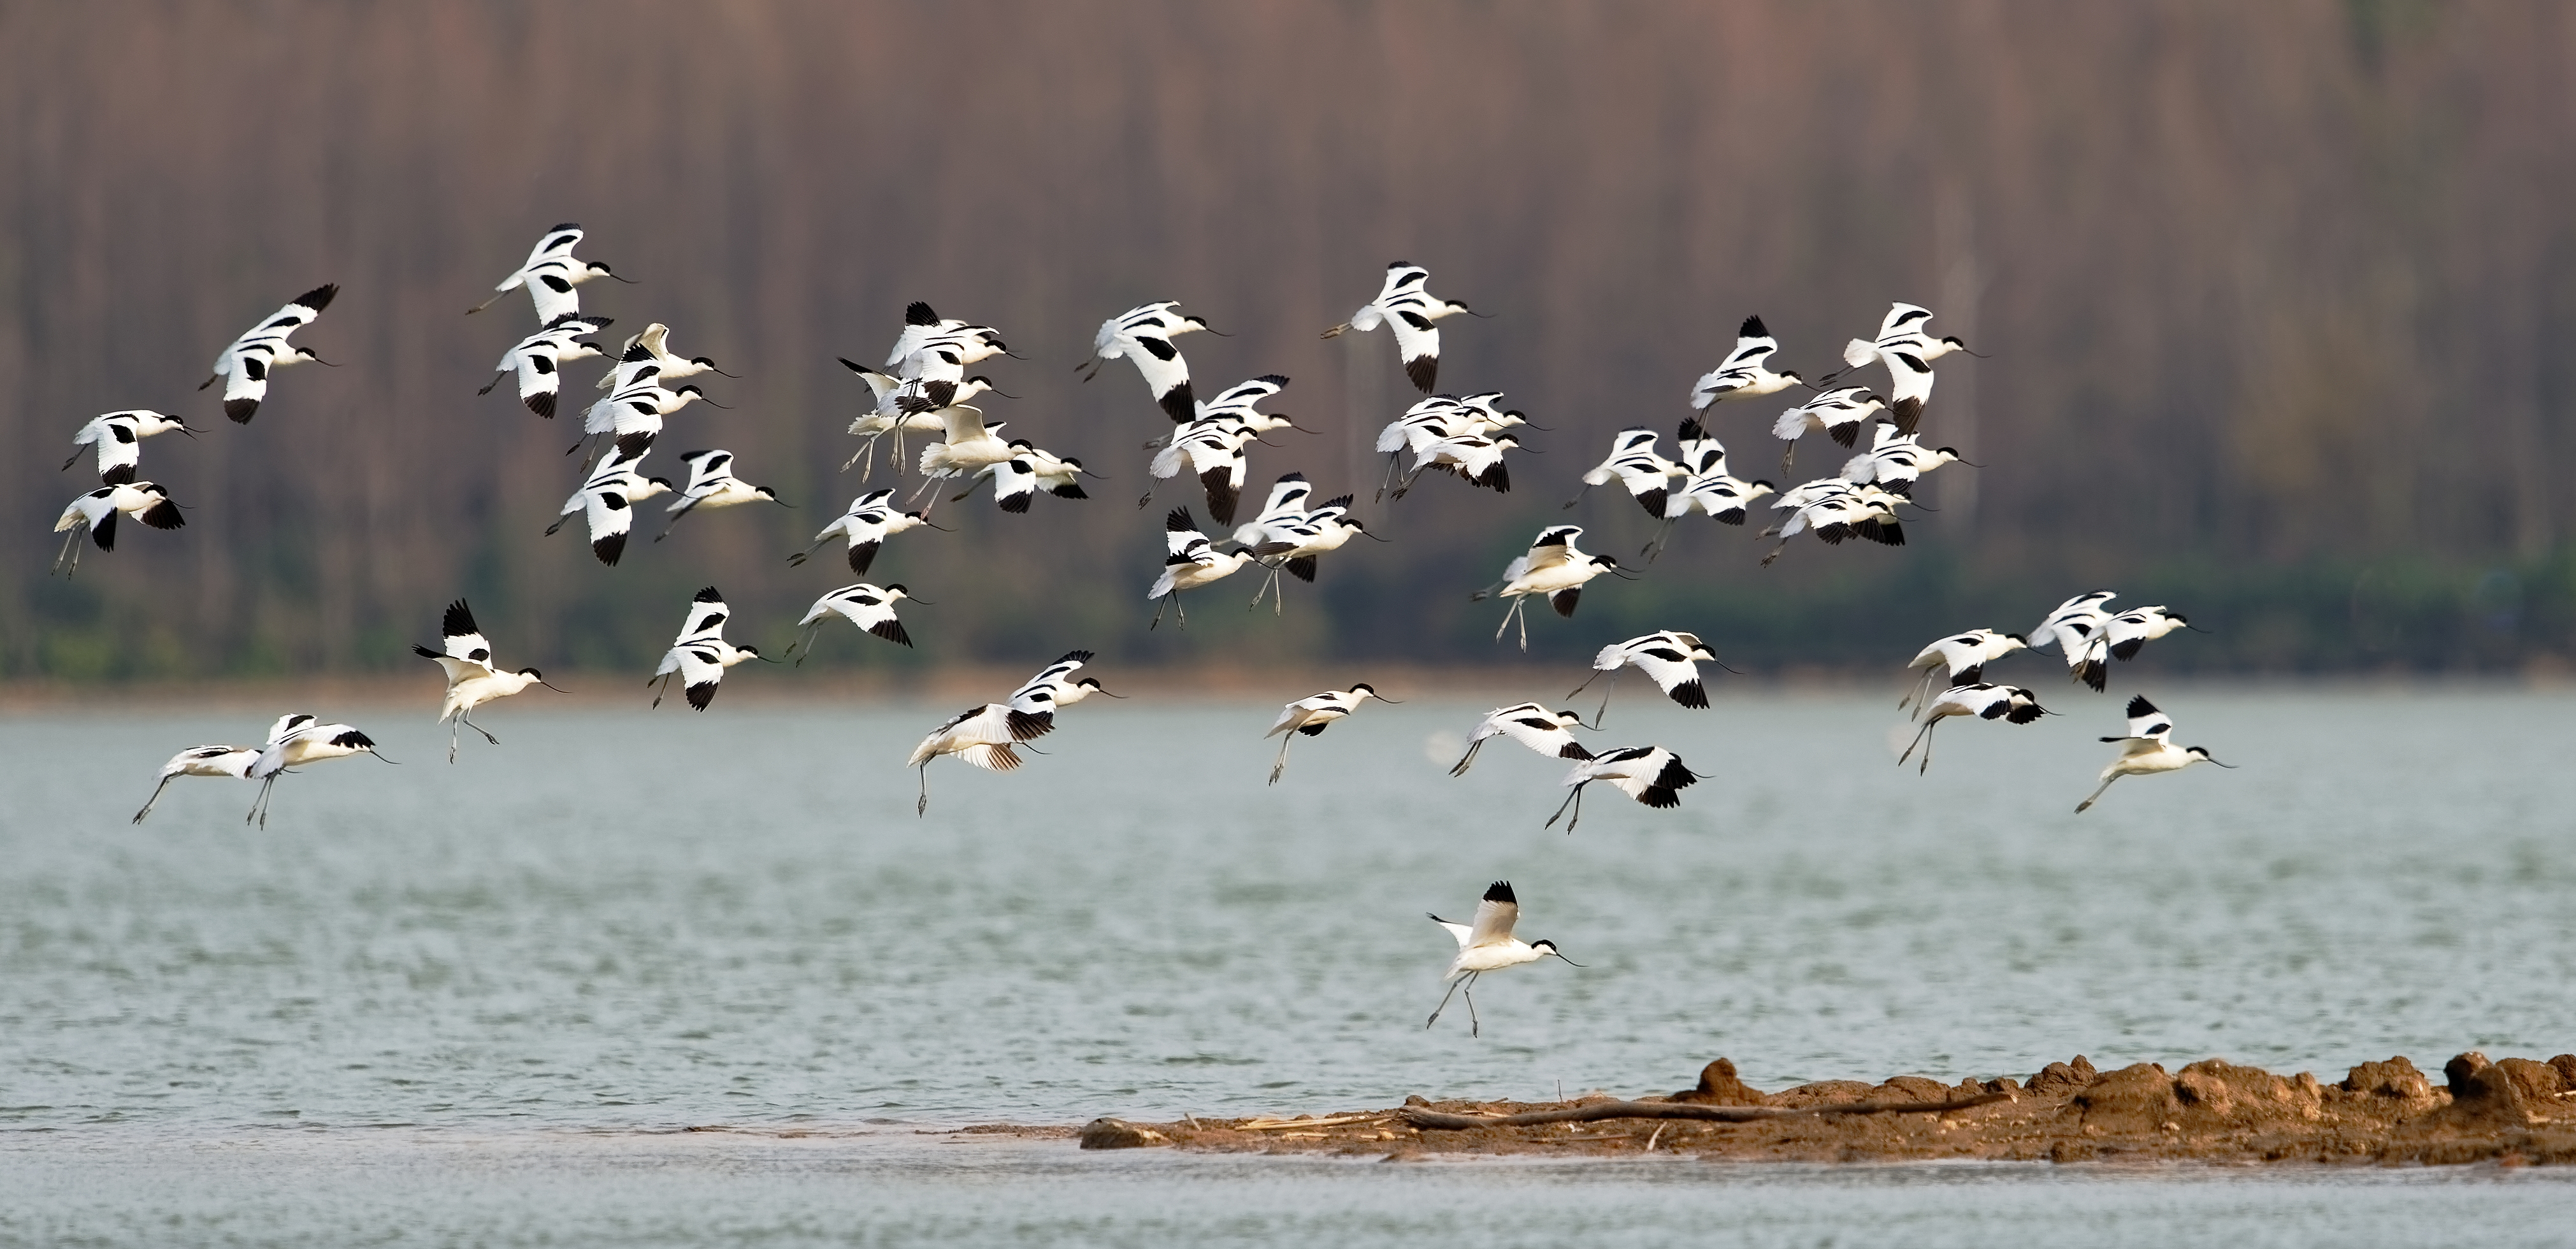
[1425,880,1578,1038]
[2076,696,2234,812]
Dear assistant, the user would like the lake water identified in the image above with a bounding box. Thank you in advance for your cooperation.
[4,687,2573,1244]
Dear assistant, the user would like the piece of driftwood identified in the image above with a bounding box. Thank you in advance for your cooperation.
[1401,1090,2009,1131]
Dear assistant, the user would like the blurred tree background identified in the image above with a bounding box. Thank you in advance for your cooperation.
[3,0,2572,683]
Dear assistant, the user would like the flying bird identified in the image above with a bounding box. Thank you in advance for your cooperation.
[1899,628,2029,715]
[788,489,940,577]
[656,449,785,541]
[1424,881,1577,1038]
[907,651,1116,815]
[1838,425,1972,496]
[1322,262,1482,394]
[1546,745,1700,832]
[1148,507,1253,629]
[1449,704,1593,776]
[2075,695,2234,813]
[1567,427,1678,517]
[1836,302,1976,436]
[479,314,614,418]
[1759,481,1909,567]
[64,410,195,485]
[2032,590,2119,692]
[1242,490,1378,613]
[244,715,390,828]
[1471,525,1625,650]
[201,283,338,424]
[1390,429,1524,500]
[1643,417,1773,560]
[1769,387,1885,469]
[545,448,673,566]
[52,481,184,576]
[1080,301,1217,422]
[1689,315,1806,410]
[467,223,628,320]
[410,598,564,762]
[1262,683,1395,784]
[131,744,261,825]
[1565,631,1727,727]
[647,587,768,711]
[2105,606,2198,663]
[786,583,918,662]
[596,323,733,389]
[1898,683,2048,775]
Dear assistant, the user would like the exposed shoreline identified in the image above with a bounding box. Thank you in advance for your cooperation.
[1063,1050,2576,1164]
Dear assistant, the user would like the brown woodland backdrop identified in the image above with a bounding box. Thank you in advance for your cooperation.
[3,1,2572,681]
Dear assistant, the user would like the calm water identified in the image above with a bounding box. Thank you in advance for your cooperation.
[4,687,2574,1244]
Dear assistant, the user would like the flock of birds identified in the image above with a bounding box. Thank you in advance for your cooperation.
[64,227,2232,1035]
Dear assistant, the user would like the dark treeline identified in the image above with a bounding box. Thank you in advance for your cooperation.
[4,1,2572,683]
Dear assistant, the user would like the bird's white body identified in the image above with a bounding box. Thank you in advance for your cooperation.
[916,404,1017,480]
[1839,302,1968,436]
[1325,263,1476,394]
[66,410,193,485]
[243,716,385,827]
[1900,628,2029,715]
[584,381,717,458]
[475,224,618,323]
[1476,525,1620,649]
[658,449,782,540]
[1148,507,1253,627]
[2076,696,2232,811]
[1839,424,1966,496]
[204,283,337,424]
[1572,427,1679,517]
[483,314,612,418]
[1262,683,1388,783]
[131,743,261,824]
[2033,590,2119,691]
[792,489,932,576]
[1449,703,1593,776]
[909,651,1109,813]
[1571,631,1721,725]
[2105,606,2192,662]
[649,587,764,711]
[547,448,673,567]
[52,481,185,575]
[1423,881,1572,1036]
[790,583,915,660]
[1690,315,1803,409]
[1899,683,2048,774]
[1771,387,1886,465]
[596,324,727,390]
[411,599,559,762]
[1083,301,1212,422]
[1548,745,1699,831]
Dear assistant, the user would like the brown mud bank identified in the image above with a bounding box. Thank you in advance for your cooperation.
[1071,1050,2576,1164]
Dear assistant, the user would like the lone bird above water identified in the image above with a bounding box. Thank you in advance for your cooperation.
[2075,696,2234,813]
[1425,880,1579,1038]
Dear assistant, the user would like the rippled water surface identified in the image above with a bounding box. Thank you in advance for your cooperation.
[5,688,2573,1244]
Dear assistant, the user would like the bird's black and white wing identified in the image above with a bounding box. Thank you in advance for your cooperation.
[411,598,497,683]
[1590,746,1699,808]
[582,482,637,566]
[802,584,912,647]
[1197,375,1288,421]
[1385,303,1442,394]
[1690,315,1783,409]
[2103,694,2174,754]
[674,586,730,644]
[1621,637,1710,709]
[210,284,338,424]
[1010,651,1095,709]
[1479,704,1594,760]
[1465,880,1518,948]
[989,457,1039,513]
[86,415,145,485]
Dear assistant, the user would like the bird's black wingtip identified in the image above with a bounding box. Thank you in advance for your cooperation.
[1482,880,1516,904]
